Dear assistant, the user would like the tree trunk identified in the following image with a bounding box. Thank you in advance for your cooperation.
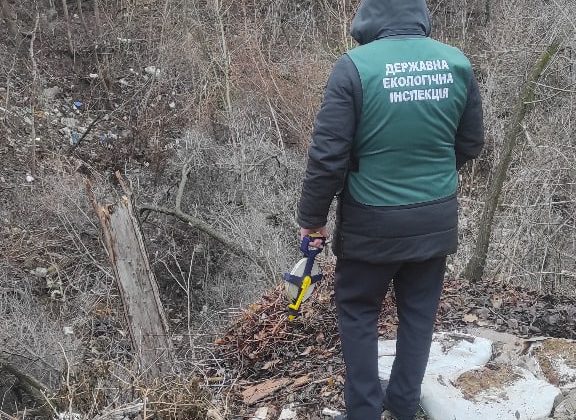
[88,177,174,377]
[463,40,561,282]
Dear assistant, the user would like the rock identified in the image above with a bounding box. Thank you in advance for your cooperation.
[31,267,48,277]
[321,408,342,417]
[61,117,79,128]
[278,406,297,420]
[250,407,269,419]
[43,86,62,101]
[554,389,576,419]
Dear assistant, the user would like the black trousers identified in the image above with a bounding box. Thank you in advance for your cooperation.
[335,257,446,420]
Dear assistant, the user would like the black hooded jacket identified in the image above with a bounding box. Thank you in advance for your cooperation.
[297,0,484,263]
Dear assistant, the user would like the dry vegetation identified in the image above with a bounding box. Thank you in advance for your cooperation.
[1,0,576,418]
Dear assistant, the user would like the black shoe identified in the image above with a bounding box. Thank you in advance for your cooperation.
[334,380,390,420]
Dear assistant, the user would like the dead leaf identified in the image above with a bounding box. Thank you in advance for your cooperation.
[262,359,279,370]
[291,374,311,389]
[241,378,291,405]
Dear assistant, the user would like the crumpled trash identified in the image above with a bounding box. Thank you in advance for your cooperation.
[70,131,81,145]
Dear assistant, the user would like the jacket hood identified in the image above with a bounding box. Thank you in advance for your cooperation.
[351,0,432,45]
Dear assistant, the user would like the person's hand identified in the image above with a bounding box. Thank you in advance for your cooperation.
[300,226,329,248]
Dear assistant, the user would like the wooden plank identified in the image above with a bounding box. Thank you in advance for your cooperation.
[241,378,291,405]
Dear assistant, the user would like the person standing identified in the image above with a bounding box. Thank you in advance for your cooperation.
[297,0,485,419]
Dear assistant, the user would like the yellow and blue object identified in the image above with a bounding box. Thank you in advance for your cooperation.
[283,234,326,321]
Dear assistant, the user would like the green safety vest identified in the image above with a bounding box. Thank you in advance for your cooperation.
[346,37,472,206]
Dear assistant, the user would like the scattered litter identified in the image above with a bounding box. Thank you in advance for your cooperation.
[169,101,176,109]
[144,66,161,78]
[63,326,74,335]
[70,131,81,145]
[25,174,35,183]
[89,73,99,79]
[99,130,118,147]
[61,117,78,128]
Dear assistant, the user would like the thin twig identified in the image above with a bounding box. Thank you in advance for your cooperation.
[61,0,74,57]
[58,343,74,416]
[29,12,40,177]
[67,114,104,154]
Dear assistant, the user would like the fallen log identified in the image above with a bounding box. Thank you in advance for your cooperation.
[87,173,174,377]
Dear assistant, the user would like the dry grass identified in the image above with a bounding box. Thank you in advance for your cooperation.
[1,0,576,417]
[455,364,521,400]
[535,338,576,386]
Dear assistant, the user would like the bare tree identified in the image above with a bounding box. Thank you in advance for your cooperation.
[464,39,562,282]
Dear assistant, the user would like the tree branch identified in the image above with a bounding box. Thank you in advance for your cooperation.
[0,361,54,417]
[140,162,269,276]
[140,204,269,276]
[67,114,103,154]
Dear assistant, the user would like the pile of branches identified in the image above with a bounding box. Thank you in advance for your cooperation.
[213,268,576,417]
